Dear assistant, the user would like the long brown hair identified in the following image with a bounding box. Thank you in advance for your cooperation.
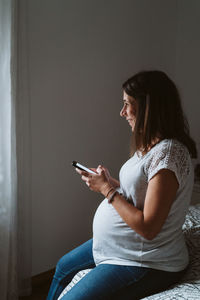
[122,70,197,158]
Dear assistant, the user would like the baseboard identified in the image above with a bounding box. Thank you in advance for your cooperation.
[32,268,55,288]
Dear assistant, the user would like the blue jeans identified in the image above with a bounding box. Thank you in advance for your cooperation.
[46,239,185,300]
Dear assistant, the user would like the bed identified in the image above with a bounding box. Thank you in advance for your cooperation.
[58,204,200,299]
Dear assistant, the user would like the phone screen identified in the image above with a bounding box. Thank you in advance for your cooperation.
[72,161,96,174]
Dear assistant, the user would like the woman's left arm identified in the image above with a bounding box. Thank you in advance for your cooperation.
[76,166,178,240]
[110,169,179,240]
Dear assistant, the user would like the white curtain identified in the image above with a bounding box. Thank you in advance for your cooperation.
[0,0,31,298]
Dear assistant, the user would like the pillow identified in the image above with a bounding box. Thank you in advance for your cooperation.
[181,204,200,282]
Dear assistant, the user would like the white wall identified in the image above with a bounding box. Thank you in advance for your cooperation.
[18,0,200,276]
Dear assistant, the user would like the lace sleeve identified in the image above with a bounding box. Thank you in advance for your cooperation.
[144,140,191,188]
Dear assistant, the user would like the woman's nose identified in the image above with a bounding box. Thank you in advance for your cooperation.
[120,106,126,117]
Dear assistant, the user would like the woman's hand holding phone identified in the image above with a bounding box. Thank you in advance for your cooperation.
[74,162,113,196]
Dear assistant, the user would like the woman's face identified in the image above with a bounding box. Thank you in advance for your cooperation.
[120,91,138,131]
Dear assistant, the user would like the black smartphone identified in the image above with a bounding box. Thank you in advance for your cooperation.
[72,161,96,174]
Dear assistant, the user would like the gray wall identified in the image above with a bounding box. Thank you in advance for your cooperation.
[174,0,200,158]
[19,0,200,276]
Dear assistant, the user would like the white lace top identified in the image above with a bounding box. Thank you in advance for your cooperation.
[92,139,194,272]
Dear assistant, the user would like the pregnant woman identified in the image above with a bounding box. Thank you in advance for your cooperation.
[47,70,197,300]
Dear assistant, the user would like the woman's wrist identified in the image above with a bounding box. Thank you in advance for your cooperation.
[101,183,115,198]
[107,190,118,203]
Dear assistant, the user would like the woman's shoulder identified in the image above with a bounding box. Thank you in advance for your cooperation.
[144,138,192,186]
[150,138,190,158]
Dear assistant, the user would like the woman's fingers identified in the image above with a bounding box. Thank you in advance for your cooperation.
[75,168,81,174]
[84,177,93,189]
[81,175,90,181]
[75,165,109,193]
[96,165,104,174]
[75,168,89,177]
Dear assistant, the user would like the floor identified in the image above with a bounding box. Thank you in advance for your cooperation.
[19,269,54,300]
[19,282,51,300]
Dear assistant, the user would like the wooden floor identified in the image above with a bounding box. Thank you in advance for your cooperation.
[19,269,55,300]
